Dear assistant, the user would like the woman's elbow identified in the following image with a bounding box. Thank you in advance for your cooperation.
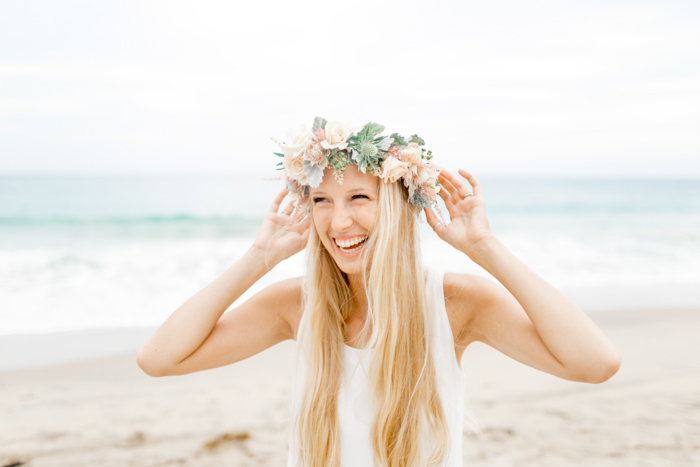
[136,349,170,378]
[584,350,622,384]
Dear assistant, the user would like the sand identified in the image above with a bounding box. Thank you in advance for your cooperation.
[1,307,699,467]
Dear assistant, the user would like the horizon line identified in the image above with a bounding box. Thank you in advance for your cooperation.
[1,171,699,181]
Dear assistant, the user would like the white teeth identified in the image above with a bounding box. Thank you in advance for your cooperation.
[338,241,365,253]
[335,235,367,249]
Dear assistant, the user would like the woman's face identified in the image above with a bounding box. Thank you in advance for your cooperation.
[310,164,379,276]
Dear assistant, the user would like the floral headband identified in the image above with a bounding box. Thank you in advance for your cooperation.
[270,117,445,222]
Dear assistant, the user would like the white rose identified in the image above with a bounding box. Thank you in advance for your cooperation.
[283,153,308,185]
[284,123,315,158]
[320,121,351,150]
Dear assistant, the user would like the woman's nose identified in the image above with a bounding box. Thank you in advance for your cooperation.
[331,204,353,232]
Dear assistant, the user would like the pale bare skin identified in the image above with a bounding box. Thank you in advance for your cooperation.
[137,165,621,384]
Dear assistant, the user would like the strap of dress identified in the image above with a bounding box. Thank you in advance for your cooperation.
[426,267,464,374]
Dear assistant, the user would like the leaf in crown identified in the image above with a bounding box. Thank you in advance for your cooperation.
[303,161,324,188]
[358,122,385,140]
[352,141,383,174]
[410,189,432,209]
[348,146,359,165]
[409,134,426,146]
[390,133,407,147]
[357,155,381,174]
[328,148,349,173]
[312,116,327,133]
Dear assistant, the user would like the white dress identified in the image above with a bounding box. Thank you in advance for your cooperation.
[287,267,467,466]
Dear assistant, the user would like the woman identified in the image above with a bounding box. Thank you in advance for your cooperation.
[137,118,621,467]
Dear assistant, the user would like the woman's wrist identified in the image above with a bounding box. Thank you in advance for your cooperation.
[462,234,501,267]
[244,244,280,274]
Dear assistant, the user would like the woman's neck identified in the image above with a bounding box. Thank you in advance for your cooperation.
[346,272,368,320]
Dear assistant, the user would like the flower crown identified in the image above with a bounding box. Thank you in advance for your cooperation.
[270,117,444,220]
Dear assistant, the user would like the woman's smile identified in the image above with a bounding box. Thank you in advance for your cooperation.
[333,234,368,257]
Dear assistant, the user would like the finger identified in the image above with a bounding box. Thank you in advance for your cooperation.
[269,189,290,214]
[437,189,455,211]
[438,173,458,196]
[299,222,311,247]
[291,200,311,223]
[423,207,446,236]
[441,169,472,198]
[440,188,456,211]
[281,200,295,216]
[437,181,455,207]
[438,175,458,209]
[293,213,312,232]
[457,169,482,198]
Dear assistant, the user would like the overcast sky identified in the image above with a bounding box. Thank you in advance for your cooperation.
[1,0,698,178]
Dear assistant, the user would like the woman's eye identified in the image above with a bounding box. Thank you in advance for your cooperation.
[313,195,367,203]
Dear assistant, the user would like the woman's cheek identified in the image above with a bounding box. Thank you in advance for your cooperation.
[360,204,377,229]
[313,209,331,231]
[356,211,376,231]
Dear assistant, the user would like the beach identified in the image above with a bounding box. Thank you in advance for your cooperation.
[2,306,699,467]
[2,175,699,466]
[3,0,700,463]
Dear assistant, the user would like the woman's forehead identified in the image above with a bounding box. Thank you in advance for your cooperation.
[312,165,379,194]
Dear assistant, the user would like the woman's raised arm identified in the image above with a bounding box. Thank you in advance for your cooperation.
[427,169,621,384]
[136,189,310,377]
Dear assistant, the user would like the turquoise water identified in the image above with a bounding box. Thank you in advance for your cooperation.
[1,175,699,334]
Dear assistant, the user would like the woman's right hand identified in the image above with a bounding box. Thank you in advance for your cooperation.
[250,189,311,270]
[138,188,308,377]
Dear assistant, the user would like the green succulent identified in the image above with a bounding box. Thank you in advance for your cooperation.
[347,122,390,174]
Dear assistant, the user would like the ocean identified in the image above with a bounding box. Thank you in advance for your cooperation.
[1,175,699,336]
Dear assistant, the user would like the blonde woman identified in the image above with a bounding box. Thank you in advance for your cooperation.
[137,120,621,467]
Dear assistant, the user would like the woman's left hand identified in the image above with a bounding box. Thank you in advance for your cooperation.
[424,169,494,258]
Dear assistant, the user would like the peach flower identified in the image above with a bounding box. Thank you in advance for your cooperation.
[302,141,328,168]
[283,153,308,184]
[380,157,411,183]
[398,142,422,164]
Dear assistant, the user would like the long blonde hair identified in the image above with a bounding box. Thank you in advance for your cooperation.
[293,178,450,467]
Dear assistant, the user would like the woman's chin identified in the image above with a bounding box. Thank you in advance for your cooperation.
[331,252,365,276]
[325,239,369,276]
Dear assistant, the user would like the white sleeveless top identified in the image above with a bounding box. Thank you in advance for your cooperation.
[287,267,467,466]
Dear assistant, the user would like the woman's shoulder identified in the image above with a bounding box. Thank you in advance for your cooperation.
[263,276,305,339]
[443,271,501,300]
[442,271,500,343]
[443,271,483,299]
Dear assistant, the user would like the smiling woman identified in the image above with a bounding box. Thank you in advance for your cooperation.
[292,163,458,467]
[136,118,621,467]
[310,170,378,264]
